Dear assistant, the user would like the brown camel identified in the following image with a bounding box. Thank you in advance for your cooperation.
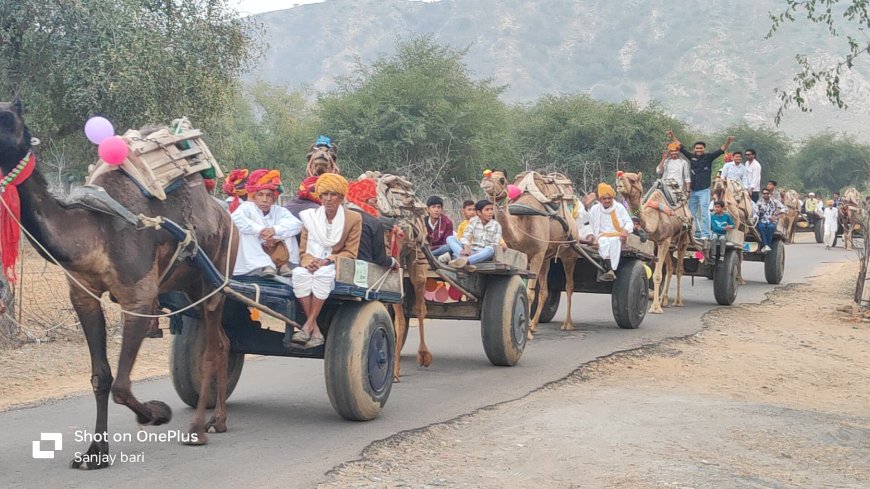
[616,171,692,313]
[480,170,579,334]
[841,187,863,251]
[780,189,801,244]
[0,99,237,469]
[306,143,339,177]
[711,175,752,284]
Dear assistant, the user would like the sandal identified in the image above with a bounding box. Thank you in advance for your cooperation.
[290,329,310,344]
[303,335,325,349]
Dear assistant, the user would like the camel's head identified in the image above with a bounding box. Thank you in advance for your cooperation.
[784,189,801,209]
[615,171,643,201]
[306,144,338,177]
[480,169,509,202]
[711,175,726,199]
[0,98,31,170]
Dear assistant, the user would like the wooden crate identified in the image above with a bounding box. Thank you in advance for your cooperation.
[335,257,403,294]
[493,247,528,269]
[726,229,744,246]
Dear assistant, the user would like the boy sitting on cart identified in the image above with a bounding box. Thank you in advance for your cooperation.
[446,200,503,272]
[711,200,735,262]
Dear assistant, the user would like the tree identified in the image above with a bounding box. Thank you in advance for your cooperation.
[318,35,513,195]
[0,0,261,173]
[768,0,870,123]
[792,132,870,194]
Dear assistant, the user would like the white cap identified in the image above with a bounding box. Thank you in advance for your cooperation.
[808,192,815,196]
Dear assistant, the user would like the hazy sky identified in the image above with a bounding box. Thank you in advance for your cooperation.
[233,0,438,16]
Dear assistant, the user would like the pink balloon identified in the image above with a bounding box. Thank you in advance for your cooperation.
[98,136,129,165]
[434,285,449,303]
[424,289,436,301]
[447,285,463,301]
[84,116,115,145]
[507,184,522,201]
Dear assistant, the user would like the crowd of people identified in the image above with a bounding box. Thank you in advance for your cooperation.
[219,133,853,346]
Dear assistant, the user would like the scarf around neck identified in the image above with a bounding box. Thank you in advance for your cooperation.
[300,205,345,259]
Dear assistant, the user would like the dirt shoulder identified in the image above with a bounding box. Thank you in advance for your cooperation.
[320,261,870,488]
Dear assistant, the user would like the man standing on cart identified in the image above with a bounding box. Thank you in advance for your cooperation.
[667,130,735,242]
[589,183,634,282]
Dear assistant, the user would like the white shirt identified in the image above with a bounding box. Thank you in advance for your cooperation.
[590,202,634,236]
[720,162,750,188]
[657,158,691,185]
[231,201,303,274]
[746,159,762,192]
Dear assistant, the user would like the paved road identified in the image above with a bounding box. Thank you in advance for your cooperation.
[0,237,854,488]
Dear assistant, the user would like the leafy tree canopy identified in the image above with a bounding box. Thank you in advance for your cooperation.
[792,132,870,194]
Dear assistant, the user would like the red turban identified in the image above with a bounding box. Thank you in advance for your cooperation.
[246,169,282,195]
[222,168,249,213]
[297,176,320,203]
[347,178,380,216]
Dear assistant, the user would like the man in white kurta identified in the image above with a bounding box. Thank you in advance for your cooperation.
[589,183,634,281]
[823,200,839,249]
[574,196,594,242]
[231,169,302,277]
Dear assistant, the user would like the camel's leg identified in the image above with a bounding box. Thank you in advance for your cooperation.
[560,256,576,331]
[674,240,687,307]
[193,294,230,442]
[737,252,746,285]
[68,288,113,470]
[649,239,671,314]
[110,299,173,428]
[526,252,546,333]
[661,250,673,307]
[392,303,407,382]
[411,263,432,368]
[529,259,553,339]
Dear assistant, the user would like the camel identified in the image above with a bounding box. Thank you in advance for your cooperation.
[0,99,237,469]
[306,143,339,177]
[780,189,801,244]
[840,187,863,251]
[480,170,579,334]
[616,171,693,313]
[711,175,753,284]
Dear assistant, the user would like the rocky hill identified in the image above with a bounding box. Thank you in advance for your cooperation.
[251,0,870,138]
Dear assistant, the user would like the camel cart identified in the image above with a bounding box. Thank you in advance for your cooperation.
[157,219,402,422]
[793,211,824,243]
[400,246,534,367]
[530,234,654,329]
[677,229,746,306]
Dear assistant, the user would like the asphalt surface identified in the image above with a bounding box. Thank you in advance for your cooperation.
[0,235,854,488]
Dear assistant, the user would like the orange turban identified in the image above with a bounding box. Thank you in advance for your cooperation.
[297,176,321,203]
[724,152,733,162]
[667,142,681,152]
[347,178,380,216]
[597,182,616,198]
[314,173,348,197]
[222,168,249,212]
[246,169,282,195]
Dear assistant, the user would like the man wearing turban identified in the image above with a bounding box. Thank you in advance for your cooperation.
[222,168,250,213]
[346,178,399,269]
[231,169,302,278]
[284,175,321,219]
[588,182,634,281]
[290,173,362,349]
[823,198,839,249]
[656,142,691,194]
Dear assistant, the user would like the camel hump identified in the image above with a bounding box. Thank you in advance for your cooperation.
[643,178,687,208]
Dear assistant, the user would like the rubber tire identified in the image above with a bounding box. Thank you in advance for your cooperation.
[611,259,649,329]
[324,301,395,421]
[813,219,824,243]
[170,315,244,409]
[764,239,786,285]
[481,275,529,366]
[535,290,561,324]
[713,250,739,305]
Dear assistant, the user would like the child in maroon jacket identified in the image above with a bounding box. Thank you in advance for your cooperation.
[426,195,453,256]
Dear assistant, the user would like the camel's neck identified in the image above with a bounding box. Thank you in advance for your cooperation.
[494,205,520,245]
[14,168,71,262]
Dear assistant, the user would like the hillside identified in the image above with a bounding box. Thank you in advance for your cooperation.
[252,0,870,138]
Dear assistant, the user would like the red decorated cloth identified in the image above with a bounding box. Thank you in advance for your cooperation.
[347,178,380,216]
[297,176,321,204]
[0,152,36,283]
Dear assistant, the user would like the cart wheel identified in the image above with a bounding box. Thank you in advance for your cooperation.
[170,315,245,409]
[713,249,739,305]
[813,219,824,243]
[481,275,529,366]
[611,259,649,329]
[531,289,560,324]
[324,301,394,421]
[764,239,785,285]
